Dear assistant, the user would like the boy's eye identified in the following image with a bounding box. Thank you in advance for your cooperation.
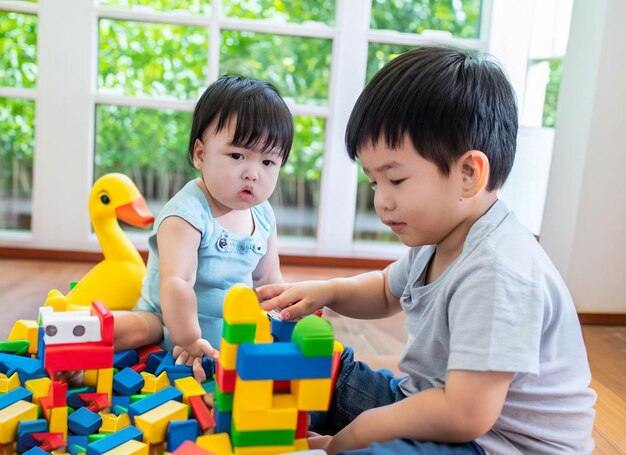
[369,181,377,190]
[230,153,244,160]
[262,159,276,167]
[390,178,406,186]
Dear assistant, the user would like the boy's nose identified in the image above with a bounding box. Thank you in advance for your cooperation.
[375,191,394,212]
[243,167,258,181]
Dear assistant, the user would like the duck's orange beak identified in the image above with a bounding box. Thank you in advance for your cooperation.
[115,197,154,228]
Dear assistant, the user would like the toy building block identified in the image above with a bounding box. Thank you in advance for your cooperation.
[222,286,263,325]
[96,367,114,400]
[231,377,272,411]
[140,371,170,394]
[0,400,39,444]
[131,363,146,373]
[254,310,273,344]
[144,350,168,374]
[136,344,163,366]
[167,419,199,452]
[22,447,50,455]
[83,369,99,388]
[174,376,206,405]
[213,407,231,434]
[202,379,215,394]
[269,316,296,342]
[100,438,148,454]
[67,435,90,455]
[153,352,175,376]
[39,306,103,344]
[133,400,188,444]
[85,425,143,455]
[78,392,111,412]
[17,419,48,453]
[48,406,68,438]
[290,315,334,357]
[215,362,236,393]
[230,422,295,448]
[214,385,233,412]
[113,350,139,370]
[68,406,102,436]
[217,339,238,371]
[164,364,194,383]
[127,386,182,421]
[0,373,20,393]
[188,395,215,433]
[25,377,52,406]
[195,433,233,455]
[291,378,333,411]
[44,342,113,374]
[232,393,297,432]
[295,411,308,439]
[0,340,30,356]
[113,367,145,396]
[172,440,214,454]
[30,432,65,452]
[0,386,33,410]
[90,301,113,345]
[235,343,332,381]
[99,412,131,433]
[8,320,40,354]
[0,352,46,381]
[222,321,256,344]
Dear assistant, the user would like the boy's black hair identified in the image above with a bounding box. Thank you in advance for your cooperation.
[188,75,293,166]
[345,45,518,191]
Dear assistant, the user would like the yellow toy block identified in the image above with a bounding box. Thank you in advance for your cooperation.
[0,400,38,444]
[24,377,51,405]
[219,339,239,370]
[223,285,262,324]
[141,371,170,394]
[291,378,333,411]
[195,433,233,455]
[102,438,149,454]
[99,412,131,433]
[294,438,310,450]
[254,311,273,344]
[133,400,188,444]
[234,444,296,455]
[174,376,206,405]
[84,369,99,388]
[233,377,272,411]
[8,319,39,354]
[232,393,297,431]
[97,367,114,400]
[0,373,20,393]
[334,340,344,354]
[49,406,68,438]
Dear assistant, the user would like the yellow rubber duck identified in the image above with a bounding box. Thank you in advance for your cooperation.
[45,173,154,311]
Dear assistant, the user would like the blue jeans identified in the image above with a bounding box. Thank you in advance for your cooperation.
[310,348,486,455]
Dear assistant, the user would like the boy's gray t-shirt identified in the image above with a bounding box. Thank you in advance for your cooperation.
[387,200,596,455]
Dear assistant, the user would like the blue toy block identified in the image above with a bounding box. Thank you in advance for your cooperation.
[236,343,332,380]
[67,435,90,455]
[270,315,296,342]
[17,419,48,452]
[154,351,176,376]
[201,379,216,394]
[127,385,182,421]
[214,407,231,434]
[67,386,94,409]
[86,425,143,455]
[0,386,33,410]
[113,349,139,370]
[167,418,199,452]
[68,406,102,435]
[112,367,145,396]
[202,355,216,379]
[164,364,193,383]
[23,447,49,455]
[37,326,45,362]
[144,349,168,374]
[0,352,46,381]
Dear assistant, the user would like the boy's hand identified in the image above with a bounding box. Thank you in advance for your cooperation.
[256,280,332,321]
[173,339,219,382]
[307,432,333,452]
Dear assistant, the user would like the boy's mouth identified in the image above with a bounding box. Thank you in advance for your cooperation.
[386,221,406,233]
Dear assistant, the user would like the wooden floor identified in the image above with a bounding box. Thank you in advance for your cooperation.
[0,258,624,453]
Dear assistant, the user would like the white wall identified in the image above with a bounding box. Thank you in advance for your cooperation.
[540,0,626,312]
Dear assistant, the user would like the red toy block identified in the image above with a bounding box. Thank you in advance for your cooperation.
[91,301,113,345]
[131,362,146,373]
[273,380,290,392]
[136,344,163,365]
[31,432,65,451]
[45,342,113,374]
[296,410,308,439]
[172,440,215,454]
[189,395,216,433]
[215,362,235,393]
[39,380,68,416]
[78,392,111,412]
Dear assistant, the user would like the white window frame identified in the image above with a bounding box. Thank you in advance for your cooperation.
[0,0,561,259]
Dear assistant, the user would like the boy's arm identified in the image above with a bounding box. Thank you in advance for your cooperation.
[252,229,283,286]
[158,216,218,374]
[257,267,401,320]
[326,369,513,454]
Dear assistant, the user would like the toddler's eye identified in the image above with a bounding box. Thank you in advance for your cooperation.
[390,179,406,186]
[262,159,276,167]
[230,153,244,160]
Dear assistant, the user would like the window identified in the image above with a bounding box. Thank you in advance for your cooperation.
[0,0,572,258]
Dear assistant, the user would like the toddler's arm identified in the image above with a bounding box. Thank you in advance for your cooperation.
[257,268,401,320]
[323,369,513,454]
[157,216,218,379]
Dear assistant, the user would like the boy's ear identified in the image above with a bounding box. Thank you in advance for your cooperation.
[192,139,205,169]
[460,150,490,197]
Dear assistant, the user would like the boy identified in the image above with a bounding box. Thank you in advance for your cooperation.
[257,46,596,454]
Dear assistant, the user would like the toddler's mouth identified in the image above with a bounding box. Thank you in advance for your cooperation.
[238,187,254,202]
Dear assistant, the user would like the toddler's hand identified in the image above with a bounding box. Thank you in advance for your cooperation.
[173,338,219,382]
[256,280,331,321]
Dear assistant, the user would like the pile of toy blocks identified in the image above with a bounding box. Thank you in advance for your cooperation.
[0,285,341,454]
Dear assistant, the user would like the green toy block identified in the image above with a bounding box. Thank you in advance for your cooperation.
[231,423,295,447]
[222,321,256,343]
[0,340,30,356]
[291,315,334,357]
[215,384,233,411]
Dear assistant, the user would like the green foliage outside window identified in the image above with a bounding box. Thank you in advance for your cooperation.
[543,58,562,128]
[222,0,335,25]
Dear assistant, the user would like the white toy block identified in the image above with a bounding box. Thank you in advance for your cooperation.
[39,306,102,344]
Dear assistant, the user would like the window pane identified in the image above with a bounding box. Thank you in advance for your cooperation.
[371,0,482,39]
[270,116,325,239]
[0,12,37,89]
[0,98,35,231]
[99,0,210,16]
[543,58,562,128]
[98,19,208,99]
[223,0,335,25]
[366,43,414,83]
[220,31,331,106]
[95,104,197,224]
